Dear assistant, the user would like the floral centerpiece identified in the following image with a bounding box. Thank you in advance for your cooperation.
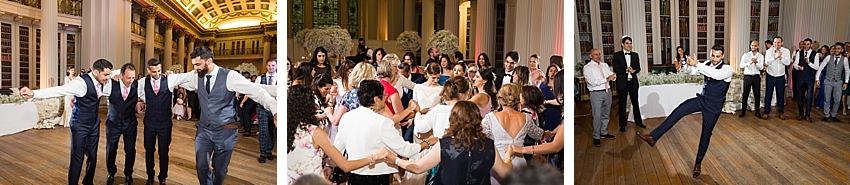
[168,65,184,73]
[322,26,354,57]
[396,31,421,52]
[34,97,62,129]
[0,94,26,104]
[428,30,459,55]
[294,28,314,49]
[235,62,260,76]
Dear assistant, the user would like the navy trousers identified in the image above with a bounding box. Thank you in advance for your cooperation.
[68,119,100,185]
[650,96,722,165]
[797,77,815,117]
[195,126,238,185]
[257,105,275,157]
[144,124,172,181]
[764,75,786,114]
[105,120,138,177]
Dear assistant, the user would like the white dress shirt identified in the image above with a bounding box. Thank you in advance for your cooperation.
[793,49,820,71]
[414,104,453,138]
[333,107,423,175]
[740,51,765,75]
[169,65,277,114]
[502,70,514,85]
[582,61,614,91]
[624,50,633,79]
[683,60,733,82]
[255,72,278,85]
[137,72,196,102]
[816,55,850,83]
[764,47,792,77]
[33,72,119,99]
[255,72,279,97]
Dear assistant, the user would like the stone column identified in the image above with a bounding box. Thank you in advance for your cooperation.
[176,29,186,71]
[422,0,435,59]
[263,34,273,63]
[187,36,196,67]
[506,0,517,56]
[143,7,157,62]
[445,0,460,36]
[620,0,648,75]
[40,0,58,88]
[163,20,173,70]
[404,0,416,31]
[476,0,495,60]
[304,0,314,29]
[340,0,349,29]
[470,0,477,57]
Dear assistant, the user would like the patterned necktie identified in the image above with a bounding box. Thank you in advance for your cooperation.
[153,78,159,95]
[122,85,129,101]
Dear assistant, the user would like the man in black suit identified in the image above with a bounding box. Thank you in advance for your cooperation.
[613,36,647,132]
[397,62,422,142]
[494,51,520,91]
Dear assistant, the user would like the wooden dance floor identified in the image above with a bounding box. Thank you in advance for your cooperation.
[576,97,850,184]
[0,111,276,184]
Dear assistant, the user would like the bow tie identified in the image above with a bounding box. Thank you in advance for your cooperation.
[624,53,630,55]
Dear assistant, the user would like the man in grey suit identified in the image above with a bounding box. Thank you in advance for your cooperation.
[816,43,849,122]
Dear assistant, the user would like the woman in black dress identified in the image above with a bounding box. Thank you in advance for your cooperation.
[391,101,514,185]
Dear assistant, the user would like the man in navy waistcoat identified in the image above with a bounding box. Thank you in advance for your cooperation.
[637,45,732,179]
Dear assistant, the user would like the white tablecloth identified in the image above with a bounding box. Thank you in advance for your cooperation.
[628,83,703,122]
[0,102,38,136]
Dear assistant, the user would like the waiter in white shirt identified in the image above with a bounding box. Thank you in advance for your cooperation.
[762,36,791,120]
[638,45,732,178]
[739,40,765,118]
[583,49,617,147]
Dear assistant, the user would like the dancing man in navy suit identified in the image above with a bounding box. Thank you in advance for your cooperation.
[637,45,732,178]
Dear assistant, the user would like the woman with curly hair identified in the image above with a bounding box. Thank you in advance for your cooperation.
[391,101,514,185]
[287,85,390,184]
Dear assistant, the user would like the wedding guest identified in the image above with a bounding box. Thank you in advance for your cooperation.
[793,38,818,123]
[512,66,531,87]
[470,68,497,117]
[815,43,848,122]
[466,65,479,81]
[372,48,387,69]
[549,55,563,71]
[104,63,139,185]
[293,62,317,86]
[763,36,791,120]
[584,49,616,147]
[439,54,454,84]
[613,36,646,132]
[482,83,544,183]
[477,53,492,70]
[61,66,77,127]
[540,65,563,130]
[255,59,279,163]
[454,51,465,64]
[739,40,764,118]
[494,51,520,90]
[452,62,468,80]
[528,54,543,86]
[426,47,441,66]
[675,46,689,72]
[404,52,422,74]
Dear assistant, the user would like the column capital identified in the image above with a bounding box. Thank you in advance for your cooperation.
[175,28,185,37]
[142,7,158,20]
[263,34,275,42]
[187,35,196,43]
[162,20,174,30]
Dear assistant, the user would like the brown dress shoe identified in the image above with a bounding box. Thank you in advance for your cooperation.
[636,132,657,147]
[693,163,702,178]
[762,114,769,120]
[806,116,812,123]
[779,114,786,120]
[796,115,804,120]
[145,179,154,185]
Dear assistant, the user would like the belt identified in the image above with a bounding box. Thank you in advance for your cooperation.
[590,90,607,92]
[744,74,760,76]
[627,78,633,81]
[205,122,240,130]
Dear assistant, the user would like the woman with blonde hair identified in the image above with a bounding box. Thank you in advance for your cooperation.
[483,84,544,184]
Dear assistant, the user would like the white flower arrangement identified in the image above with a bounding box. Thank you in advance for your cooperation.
[235,62,260,76]
[0,94,26,104]
[294,29,314,49]
[428,30,459,55]
[168,65,184,73]
[637,72,705,86]
[396,31,421,52]
[322,26,354,57]
[34,97,62,129]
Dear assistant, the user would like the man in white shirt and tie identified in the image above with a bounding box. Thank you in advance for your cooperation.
[104,63,140,185]
[583,49,617,147]
[815,43,849,122]
[739,40,765,118]
[793,38,820,122]
[763,36,791,120]
[255,59,277,163]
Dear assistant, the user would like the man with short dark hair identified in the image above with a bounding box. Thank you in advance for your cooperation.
[20,59,114,185]
[638,45,732,178]
[454,51,464,63]
[815,43,848,122]
[172,46,277,185]
[255,59,278,163]
[763,36,791,120]
[793,38,819,122]
[105,63,140,185]
[426,47,440,66]
[613,36,646,132]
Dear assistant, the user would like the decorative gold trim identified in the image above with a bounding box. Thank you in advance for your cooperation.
[142,7,158,20]
[162,20,174,30]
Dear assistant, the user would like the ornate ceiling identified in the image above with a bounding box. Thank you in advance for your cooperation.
[175,0,277,30]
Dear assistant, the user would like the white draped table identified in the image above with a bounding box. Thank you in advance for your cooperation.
[0,102,38,136]
[628,83,703,122]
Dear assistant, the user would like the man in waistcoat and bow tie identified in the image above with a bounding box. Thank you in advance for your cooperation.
[613,36,647,132]
[19,59,114,185]
[816,43,849,122]
[104,63,140,185]
[793,38,820,123]
[637,45,732,178]
[171,46,277,185]
[255,59,278,163]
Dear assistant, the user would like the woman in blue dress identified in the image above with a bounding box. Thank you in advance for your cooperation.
[817,45,830,109]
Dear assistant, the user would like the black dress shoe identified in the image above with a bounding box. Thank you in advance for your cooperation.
[619,127,626,132]
[600,134,616,139]
[832,117,841,122]
[126,176,133,185]
[823,117,830,122]
[755,113,763,119]
[593,139,601,147]
[739,112,746,117]
[637,124,647,128]
[145,179,155,185]
[267,154,276,160]
[159,179,166,185]
[106,173,115,185]
[258,156,267,163]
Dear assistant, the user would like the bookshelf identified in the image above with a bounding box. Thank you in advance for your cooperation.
[35,29,40,87]
[659,0,672,66]
[714,0,725,50]
[750,0,761,41]
[19,26,29,87]
[679,0,690,54]
[599,0,614,63]
[696,0,708,59]
[1,23,11,89]
[645,0,654,64]
[577,0,594,62]
[67,34,76,75]
[767,0,780,39]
